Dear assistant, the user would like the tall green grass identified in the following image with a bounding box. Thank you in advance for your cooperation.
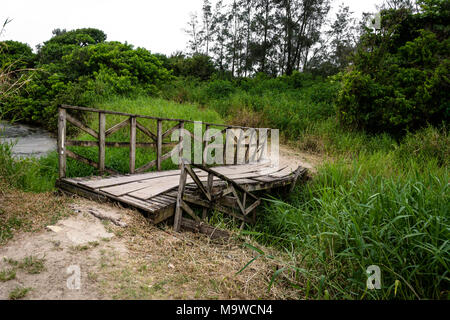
[250,126,449,300]
[161,75,338,137]
[0,142,58,192]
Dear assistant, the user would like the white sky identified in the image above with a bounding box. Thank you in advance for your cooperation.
[1,0,383,55]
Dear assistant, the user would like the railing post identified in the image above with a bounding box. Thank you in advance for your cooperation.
[156,119,162,171]
[129,116,136,173]
[58,107,67,178]
[203,124,209,166]
[98,112,106,175]
[179,121,184,168]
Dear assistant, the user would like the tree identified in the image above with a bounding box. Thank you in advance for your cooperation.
[0,19,36,119]
[336,1,450,134]
[186,12,203,55]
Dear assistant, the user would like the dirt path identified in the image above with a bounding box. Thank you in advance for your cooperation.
[0,146,320,300]
[279,144,323,174]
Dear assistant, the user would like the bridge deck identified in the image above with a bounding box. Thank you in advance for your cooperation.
[57,162,306,224]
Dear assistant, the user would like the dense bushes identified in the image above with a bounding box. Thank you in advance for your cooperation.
[337,2,450,134]
[0,28,172,130]
[161,73,340,138]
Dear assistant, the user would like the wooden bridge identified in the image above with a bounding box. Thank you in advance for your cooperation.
[56,105,307,237]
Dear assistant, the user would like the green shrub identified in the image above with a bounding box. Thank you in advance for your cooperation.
[336,5,450,134]
[1,29,173,130]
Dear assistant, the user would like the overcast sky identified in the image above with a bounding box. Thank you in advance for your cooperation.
[1,0,383,55]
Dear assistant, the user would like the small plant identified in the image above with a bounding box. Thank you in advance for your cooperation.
[8,286,31,300]
[5,256,46,274]
[0,268,16,282]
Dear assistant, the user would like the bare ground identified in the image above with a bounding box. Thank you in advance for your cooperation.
[0,145,321,300]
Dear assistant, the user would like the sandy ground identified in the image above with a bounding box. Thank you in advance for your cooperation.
[0,145,320,300]
[0,202,129,299]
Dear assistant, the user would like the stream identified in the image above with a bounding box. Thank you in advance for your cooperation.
[0,121,57,158]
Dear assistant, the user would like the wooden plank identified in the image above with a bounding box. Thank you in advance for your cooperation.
[105,118,129,137]
[79,168,183,189]
[66,113,98,139]
[136,120,157,141]
[162,122,181,139]
[109,165,281,199]
[98,112,106,175]
[66,149,118,175]
[202,124,209,166]
[184,164,211,201]
[156,119,162,171]
[129,117,136,173]
[180,217,230,240]
[269,167,295,178]
[179,121,184,168]
[66,140,167,148]
[56,179,108,202]
[289,167,307,192]
[58,107,66,178]
[149,205,176,224]
[181,200,201,222]
[135,149,172,173]
[183,194,252,223]
[173,161,187,232]
[61,104,260,130]
[79,162,269,190]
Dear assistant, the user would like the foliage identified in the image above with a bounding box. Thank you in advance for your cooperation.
[336,2,450,134]
[0,21,36,117]
[251,125,449,299]
[165,52,216,80]
[161,72,339,138]
[1,28,173,129]
[186,0,333,76]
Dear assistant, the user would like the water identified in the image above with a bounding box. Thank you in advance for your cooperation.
[0,121,57,158]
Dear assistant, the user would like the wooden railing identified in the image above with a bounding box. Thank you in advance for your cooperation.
[58,104,272,178]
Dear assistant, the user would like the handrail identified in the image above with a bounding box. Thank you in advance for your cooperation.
[61,104,271,130]
[57,104,270,179]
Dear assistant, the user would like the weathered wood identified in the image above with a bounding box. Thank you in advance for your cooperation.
[202,172,214,220]
[181,200,201,222]
[183,194,253,223]
[65,113,98,139]
[57,105,306,231]
[162,122,181,139]
[178,121,184,168]
[61,104,259,129]
[180,217,230,240]
[136,120,157,141]
[105,118,129,137]
[66,149,118,175]
[98,112,106,175]
[184,163,211,201]
[58,164,307,227]
[156,119,162,171]
[135,150,172,173]
[203,124,209,166]
[129,117,136,174]
[58,108,67,178]
[66,140,174,148]
[125,164,281,200]
[289,167,307,192]
[173,161,187,232]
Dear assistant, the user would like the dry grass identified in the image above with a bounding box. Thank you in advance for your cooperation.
[0,180,304,299]
[229,109,267,129]
[93,206,302,300]
[0,180,72,245]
